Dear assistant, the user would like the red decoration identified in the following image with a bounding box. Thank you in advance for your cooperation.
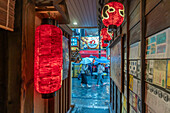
[101,38,109,48]
[100,28,113,41]
[79,50,106,58]
[34,24,63,94]
[101,1,124,27]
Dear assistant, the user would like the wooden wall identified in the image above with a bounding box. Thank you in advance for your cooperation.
[0,0,72,113]
[110,0,170,113]
[0,28,8,113]
[0,0,35,113]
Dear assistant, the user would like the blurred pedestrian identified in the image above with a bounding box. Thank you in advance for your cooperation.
[96,63,105,86]
[105,63,109,76]
[88,63,93,76]
[81,64,90,87]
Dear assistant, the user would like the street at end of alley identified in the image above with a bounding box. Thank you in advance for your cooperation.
[71,75,110,113]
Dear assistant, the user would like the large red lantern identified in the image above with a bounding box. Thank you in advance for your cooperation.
[101,1,124,27]
[34,19,63,97]
[100,28,113,41]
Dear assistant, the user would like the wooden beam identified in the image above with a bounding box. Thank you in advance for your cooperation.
[21,0,35,113]
[126,0,130,112]
[70,26,98,28]
[36,11,59,13]
[140,0,146,113]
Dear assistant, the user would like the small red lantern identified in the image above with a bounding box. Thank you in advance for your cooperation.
[100,28,113,41]
[101,1,124,27]
[101,38,109,48]
[34,19,63,97]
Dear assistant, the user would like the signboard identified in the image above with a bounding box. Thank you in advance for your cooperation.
[80,36,103,49]
[71,37,79,47]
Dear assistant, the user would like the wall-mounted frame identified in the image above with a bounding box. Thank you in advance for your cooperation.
[109,35,124,92]
[63,36,70,80]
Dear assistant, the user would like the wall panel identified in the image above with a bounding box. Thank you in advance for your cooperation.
[145,0,161,15]
[130,4,140,30]
[130,23,141,45]
[129,0,140,15]
[146,0,170,37]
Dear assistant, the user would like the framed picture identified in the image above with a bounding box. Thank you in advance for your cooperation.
[63,36,70,80]
[110,35,124,92]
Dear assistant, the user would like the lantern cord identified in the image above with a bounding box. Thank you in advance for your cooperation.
[47,12,51,19]
[56,20,59,27]
[109,0,118,2]
[108,0,123,3]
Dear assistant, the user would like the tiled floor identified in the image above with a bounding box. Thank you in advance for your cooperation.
[71,75,110,113]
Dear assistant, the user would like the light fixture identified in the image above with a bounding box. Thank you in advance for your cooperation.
[101,1,125,28]
[34,18,63,99]
[73,22,78,25]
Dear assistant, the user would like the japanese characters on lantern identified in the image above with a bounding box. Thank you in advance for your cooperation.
[100,28,114,48]
[101,1,124,27]
[34,24,63,94]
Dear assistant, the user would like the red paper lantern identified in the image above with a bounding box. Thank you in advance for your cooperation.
[101,38,109,48]
[34,24,63,95]
[100,28,113,41]
[101,1,124,27]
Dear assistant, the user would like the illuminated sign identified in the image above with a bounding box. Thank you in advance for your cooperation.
[81,36,102,49]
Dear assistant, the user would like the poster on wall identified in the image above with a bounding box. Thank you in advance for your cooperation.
[153,60,166,88]
[146,60,154,83]
[145,84,170,113]
[80,36,103,49]
[167,60,170,89]
[129,75,133,91]
[130,42,141,59]
[110,39,122,92]
[63,36,69,80]
[146,28,170,59]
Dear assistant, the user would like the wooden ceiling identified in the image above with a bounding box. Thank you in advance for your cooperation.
[35,0,108,29]
[35,0,70,24]
[66,0,98,28]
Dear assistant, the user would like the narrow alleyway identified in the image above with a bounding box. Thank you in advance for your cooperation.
[71,76,110,113]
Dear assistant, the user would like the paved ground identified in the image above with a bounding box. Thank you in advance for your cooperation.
[71,75,110,113]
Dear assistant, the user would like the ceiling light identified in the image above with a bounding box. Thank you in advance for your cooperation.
[73,22,77,25]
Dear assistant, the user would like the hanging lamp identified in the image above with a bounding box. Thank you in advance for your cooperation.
[34,18,63,98]
[100,28,113,41]
[101,1,125,30]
